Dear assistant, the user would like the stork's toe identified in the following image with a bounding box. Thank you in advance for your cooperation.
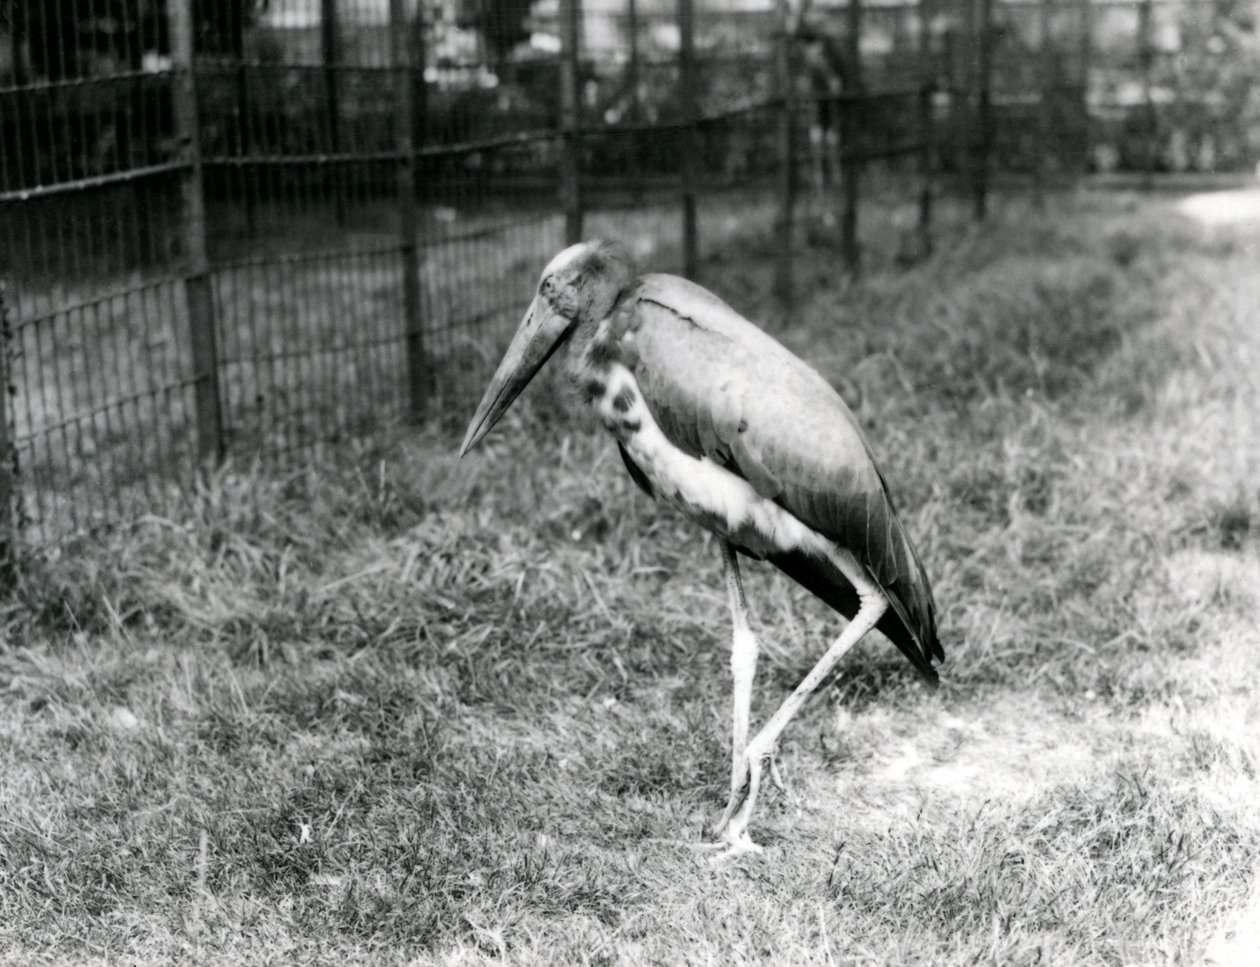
[708,831,764,865]
[712,763,752,838]
[690,826,764,861]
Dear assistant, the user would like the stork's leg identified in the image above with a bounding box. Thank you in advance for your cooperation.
[714,546,888,855]
[712,541,760,839]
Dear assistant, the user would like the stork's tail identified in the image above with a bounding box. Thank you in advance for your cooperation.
[767,549,941,686]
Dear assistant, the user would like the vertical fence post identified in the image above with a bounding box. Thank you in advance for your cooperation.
[628,0,645,205]
[1034,0,1052,210]
[1078,0,1092,175]
[171,0,225,465]
[943,24,961,183]
[231,5,257,237]
[677,0,699,279]
[973,0,993,221]
[917,0,934,256]
[322,0,347,224]
[560,0,583,245]
[1138,0,1155,186]
[628,0,641,122]
[391,0,426,423]
[0,277,15,576]
[773,0,796,306]
[840,0,863,273]
[965,0,978,213]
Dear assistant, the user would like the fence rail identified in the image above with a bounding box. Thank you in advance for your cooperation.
[0,0,1255,556]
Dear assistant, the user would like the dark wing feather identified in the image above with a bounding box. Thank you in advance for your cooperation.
[621,274,942,678]
[769,548,939,683]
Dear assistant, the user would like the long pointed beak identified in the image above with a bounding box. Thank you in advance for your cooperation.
[459,296,570,456]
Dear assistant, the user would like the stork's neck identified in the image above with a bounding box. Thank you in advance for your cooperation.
[564,315,619,387]
[562,302,643,439]
[562,283,638,386]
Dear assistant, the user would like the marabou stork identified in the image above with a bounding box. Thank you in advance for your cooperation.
[460,241,942,856]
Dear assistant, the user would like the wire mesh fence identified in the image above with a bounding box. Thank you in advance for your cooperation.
[0,0,1256,554]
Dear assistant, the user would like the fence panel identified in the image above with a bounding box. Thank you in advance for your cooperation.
[199,1,410,456]
[1,0,1254,551]
[1,0,200,541]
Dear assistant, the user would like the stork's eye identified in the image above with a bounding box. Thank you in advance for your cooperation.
[539,277,554,299]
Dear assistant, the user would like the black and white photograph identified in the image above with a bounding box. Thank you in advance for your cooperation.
[0,0,1258,961]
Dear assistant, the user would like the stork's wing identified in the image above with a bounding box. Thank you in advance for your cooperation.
[619,274,942,680]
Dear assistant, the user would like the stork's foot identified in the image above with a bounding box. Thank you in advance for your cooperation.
[712,746,784,836]
[711,762,752,839]
[711,740,777,849]
[689,829,764,865]
[699,815,764,866]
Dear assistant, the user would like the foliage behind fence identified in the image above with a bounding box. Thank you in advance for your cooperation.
[0,0,1256,553]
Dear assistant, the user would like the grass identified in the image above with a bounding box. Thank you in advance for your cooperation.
[2,188,1259,965]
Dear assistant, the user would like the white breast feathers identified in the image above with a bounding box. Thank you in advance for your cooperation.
[599,363,831,557]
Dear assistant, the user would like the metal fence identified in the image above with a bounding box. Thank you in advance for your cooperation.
[1,0,1256,555]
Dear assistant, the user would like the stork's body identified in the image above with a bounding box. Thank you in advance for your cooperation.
[462,242,942,856]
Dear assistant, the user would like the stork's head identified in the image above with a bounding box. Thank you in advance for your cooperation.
[459,240,637,456]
